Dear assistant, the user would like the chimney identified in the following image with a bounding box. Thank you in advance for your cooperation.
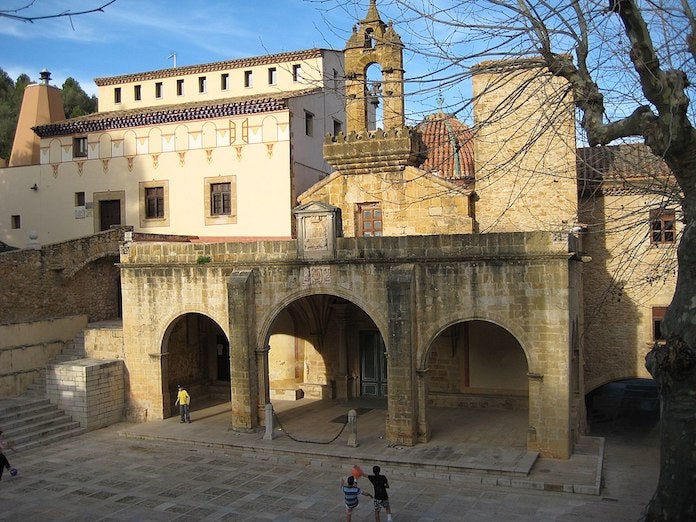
[8,69,65,167]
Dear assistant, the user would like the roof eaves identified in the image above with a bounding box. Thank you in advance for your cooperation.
[94,48,332,86]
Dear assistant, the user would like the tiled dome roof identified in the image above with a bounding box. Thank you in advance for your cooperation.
[416,112,475,186]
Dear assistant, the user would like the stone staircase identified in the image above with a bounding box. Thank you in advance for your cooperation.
[0,332,87,451]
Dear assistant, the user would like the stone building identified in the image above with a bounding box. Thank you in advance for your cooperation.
[577,144,679,391]
[0,0,676,460]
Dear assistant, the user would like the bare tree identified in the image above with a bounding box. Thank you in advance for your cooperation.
[0,1,116,26]
[311,0,694,518]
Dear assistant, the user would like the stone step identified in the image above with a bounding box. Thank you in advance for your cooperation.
[6,418,83,450]
[2,410,75,436]
[0,398,51,417]
[13,426,86,452]
[0,397,84,451]
[22,371,47,397]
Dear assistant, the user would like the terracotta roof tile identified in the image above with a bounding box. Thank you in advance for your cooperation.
[415,112,475,186]
[33,88,320,137]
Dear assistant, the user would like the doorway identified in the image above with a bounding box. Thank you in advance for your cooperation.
[99,199,121,231]
[360,330,387,397]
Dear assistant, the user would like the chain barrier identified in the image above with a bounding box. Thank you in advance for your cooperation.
[272,411,348,444]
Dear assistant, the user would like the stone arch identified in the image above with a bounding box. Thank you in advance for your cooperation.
[258,286,388,350]
[419,314,533,371]
[416,316,531,446]
[585,377,658,436]
[258,289,389,420]
[159,311,231,418]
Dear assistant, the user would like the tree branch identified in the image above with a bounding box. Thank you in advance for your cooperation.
[0,0,116,23]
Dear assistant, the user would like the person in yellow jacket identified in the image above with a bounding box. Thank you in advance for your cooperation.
[175,385,191,423]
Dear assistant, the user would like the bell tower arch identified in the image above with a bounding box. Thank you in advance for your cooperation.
[344,0,405,133]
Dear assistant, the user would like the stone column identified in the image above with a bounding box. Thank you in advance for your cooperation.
[333,303,349,400]
[385,266,417,446]
[416,367,430,442]
[256,344,271,426]
[227,270,258,431]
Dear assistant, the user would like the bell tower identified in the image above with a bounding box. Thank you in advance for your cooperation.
[324,0,424,176]
[344,0,405,133]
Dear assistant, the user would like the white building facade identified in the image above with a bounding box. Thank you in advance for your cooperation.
[0,49,345,247]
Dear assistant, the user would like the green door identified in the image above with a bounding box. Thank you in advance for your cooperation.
[360,331,387,397]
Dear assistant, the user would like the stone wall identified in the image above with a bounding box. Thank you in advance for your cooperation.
[472,61,578,234]
[118,231,583,458]
[299,165,473,237]
[580,192,677,391]
[0,315,88,398]
[84,323,124,359]
[46,359,124,431]
[0,228,125,324]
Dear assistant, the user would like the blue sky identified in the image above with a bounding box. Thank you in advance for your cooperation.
[0,1,349,91]
[0,0,455,122]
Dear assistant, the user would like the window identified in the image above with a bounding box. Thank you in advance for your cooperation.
[139,181,169,227]
[358,203,383,237]
[176,79,184,96]
[244,70,253,88]
[155,82,163,98]
[292,64,301,82]
[305,111,314,136]
[650,209,675,244]
[204,175,237,225]
[73,137,88,158]
[114,87,121,104]
[11,215,20,229]
[145,187,164,218]
[211,183,232,215]
[333,119,342,135]
[333,68,339,90]
[268,67,277,85]
[221,73,229,90]
[198,76,207,93]
[653,306,667,342]
[75,192,85,207]
[134,84,142,101]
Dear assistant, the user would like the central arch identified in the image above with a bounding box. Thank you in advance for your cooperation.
[261,293,388,439]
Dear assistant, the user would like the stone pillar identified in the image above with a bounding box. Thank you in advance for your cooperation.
[256,345,270,425]
[416,367,430,442]
[385,266,417,446]
[263,403,274,440]
[227,270,258,431]
[347,409,358,447]
[527,372,544,452]
[333,303,349,400]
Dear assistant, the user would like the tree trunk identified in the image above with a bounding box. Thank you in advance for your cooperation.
[645,197,696,520]
[645,338,696,520]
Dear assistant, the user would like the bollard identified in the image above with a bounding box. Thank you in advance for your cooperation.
[347,408,358,447]
[263,403,274,440]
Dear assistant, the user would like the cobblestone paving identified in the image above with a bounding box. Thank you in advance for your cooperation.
[0,422,658,521]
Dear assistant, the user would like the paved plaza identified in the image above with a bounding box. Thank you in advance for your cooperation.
[0,400,659,521]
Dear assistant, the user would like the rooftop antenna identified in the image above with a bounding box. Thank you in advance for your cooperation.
[168,51,177,68]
